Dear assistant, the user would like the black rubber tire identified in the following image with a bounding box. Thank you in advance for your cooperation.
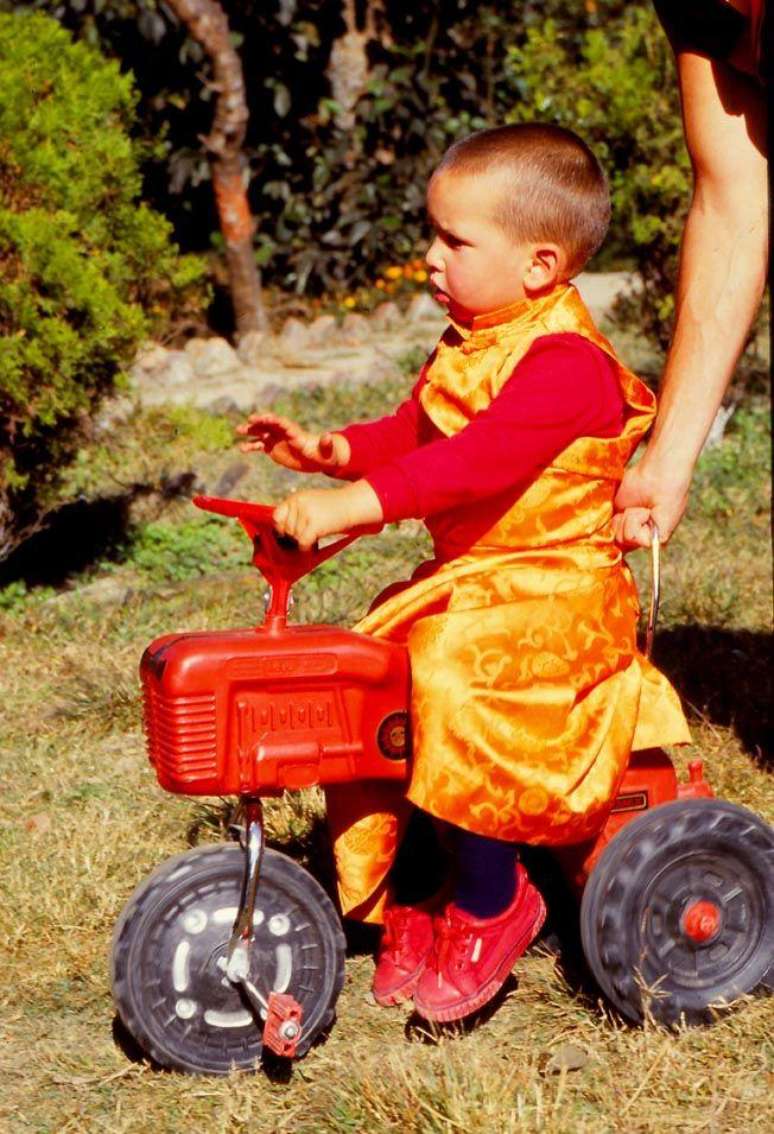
[111,843,346,1074]
[580,798,774,1026]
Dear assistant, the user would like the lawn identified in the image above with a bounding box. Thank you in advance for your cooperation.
[0,367,771,1133]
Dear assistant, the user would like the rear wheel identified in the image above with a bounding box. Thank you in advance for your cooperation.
[580,799,774,1025]
[112,843,346,1073]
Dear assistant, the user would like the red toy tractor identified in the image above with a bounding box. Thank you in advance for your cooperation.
[112,496,774,1075]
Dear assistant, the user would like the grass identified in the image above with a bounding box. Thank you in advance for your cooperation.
[0,372,771,1132]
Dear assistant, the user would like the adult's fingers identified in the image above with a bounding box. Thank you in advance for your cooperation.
[612,506,653,550]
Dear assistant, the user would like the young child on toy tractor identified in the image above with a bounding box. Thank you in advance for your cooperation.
[237,124,690,1024]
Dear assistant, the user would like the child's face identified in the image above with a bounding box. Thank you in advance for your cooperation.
[425,170,559,320]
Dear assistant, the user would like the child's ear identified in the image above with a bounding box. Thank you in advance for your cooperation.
[523,244,564,292]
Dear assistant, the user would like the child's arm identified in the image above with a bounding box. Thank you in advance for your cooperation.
[273,481,383,550]
[361,334,625,523]
[236,412,351,474]
[270,335,619,547]
[237,366,431,480]
[338,368,429,478]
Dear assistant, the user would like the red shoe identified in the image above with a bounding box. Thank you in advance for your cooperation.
[372,905,435,1006]
[413,864,546,1023]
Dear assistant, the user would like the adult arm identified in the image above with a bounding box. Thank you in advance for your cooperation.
[614,48,768,547]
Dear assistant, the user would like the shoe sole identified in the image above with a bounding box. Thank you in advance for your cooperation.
[372,957,430,1007]
[414,892,547,1023]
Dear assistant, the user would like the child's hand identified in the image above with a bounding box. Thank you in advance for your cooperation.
[273,483,383,550]
[236,412,350,473]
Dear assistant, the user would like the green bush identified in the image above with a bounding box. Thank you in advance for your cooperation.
[0,11,205,560]
[16,3,692,334]
[505,7,690,347]
[127,515,244,582]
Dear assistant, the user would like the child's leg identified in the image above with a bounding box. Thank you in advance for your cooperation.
[372,807,449,1006]
[389,806,450,906]
[414,824,546,1023]
[452,827,519,918]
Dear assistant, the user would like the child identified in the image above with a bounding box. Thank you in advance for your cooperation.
[237,124,690,1023]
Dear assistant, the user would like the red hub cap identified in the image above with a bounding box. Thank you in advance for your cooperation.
[681,899,722,943]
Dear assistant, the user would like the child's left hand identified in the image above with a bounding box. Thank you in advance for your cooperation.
[273,482,384,551]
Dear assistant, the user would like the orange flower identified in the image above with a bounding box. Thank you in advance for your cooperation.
[412,269,428,283]
[384,266,403,280]
[375,279,385,290]
[342,296,356,309]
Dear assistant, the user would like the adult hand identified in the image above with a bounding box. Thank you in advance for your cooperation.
[612,461,690,549]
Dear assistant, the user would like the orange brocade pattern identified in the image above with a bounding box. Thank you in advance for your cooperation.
[325,285,691,923]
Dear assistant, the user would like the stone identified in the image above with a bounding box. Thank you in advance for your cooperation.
[405,292,444,323]
[133,341,168,373]
[235,330,267,368]
[206,395,240,416]
[542,1044,590,1075]
[160,351,196,388]
[278,317,310,351]
[184,336,240,377]
[47,577,134,607]
[574,270,640,321]
[340,312,370,341]
[213,461,250,497]
[328,350,399,388]
[306,314,338,346]
[93,396,134,435]
[253,381,286,403]
[369,301,400,331]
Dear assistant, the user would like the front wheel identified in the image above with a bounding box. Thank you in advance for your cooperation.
[112,843,346,1074]
[580,799,774,1026]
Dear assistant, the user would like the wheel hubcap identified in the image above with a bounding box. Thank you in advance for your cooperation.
[681,899,722,944]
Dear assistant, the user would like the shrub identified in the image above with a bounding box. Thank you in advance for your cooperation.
[504,7,690,348]
[127,515,244,582]
[0,11,205,560]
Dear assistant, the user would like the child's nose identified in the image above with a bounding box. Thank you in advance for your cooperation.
[425,238,442,272]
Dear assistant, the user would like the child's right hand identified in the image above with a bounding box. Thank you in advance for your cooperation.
[236,412,351,473]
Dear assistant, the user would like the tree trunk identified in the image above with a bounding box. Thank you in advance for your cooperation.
[326,1,387,138]
[166,0,267,337]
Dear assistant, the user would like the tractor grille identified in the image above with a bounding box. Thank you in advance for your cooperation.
[142,682,218,785]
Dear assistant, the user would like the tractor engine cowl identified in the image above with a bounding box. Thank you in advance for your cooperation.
[140,624,411,795]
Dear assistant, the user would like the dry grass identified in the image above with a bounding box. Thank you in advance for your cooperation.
[0,387,771,1133]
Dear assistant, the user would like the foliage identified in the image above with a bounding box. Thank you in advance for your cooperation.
[692,402,771,520]
[244,1,640,296]
[125,514,244,582]
[0,11,206,560]
[505,7,690,348]
[13,3,670,304]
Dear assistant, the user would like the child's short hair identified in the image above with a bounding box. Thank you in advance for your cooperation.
[435,124,610,276]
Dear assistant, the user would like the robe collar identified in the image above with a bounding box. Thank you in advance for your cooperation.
[446,285,573,354]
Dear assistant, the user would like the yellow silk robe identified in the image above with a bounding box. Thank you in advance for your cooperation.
[326,284,690,923]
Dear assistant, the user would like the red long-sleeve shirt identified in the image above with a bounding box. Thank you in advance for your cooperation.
[340,332,626,523]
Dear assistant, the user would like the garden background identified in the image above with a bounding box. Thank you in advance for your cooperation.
[0,2,771,1131]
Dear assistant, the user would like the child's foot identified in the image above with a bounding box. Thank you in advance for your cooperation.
[413,864,546,1023]
[372,905,435,1006]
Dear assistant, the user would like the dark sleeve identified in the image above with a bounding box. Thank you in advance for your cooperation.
[364,333,625,523]
[335,370,427,480]
[652,0,746,60]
